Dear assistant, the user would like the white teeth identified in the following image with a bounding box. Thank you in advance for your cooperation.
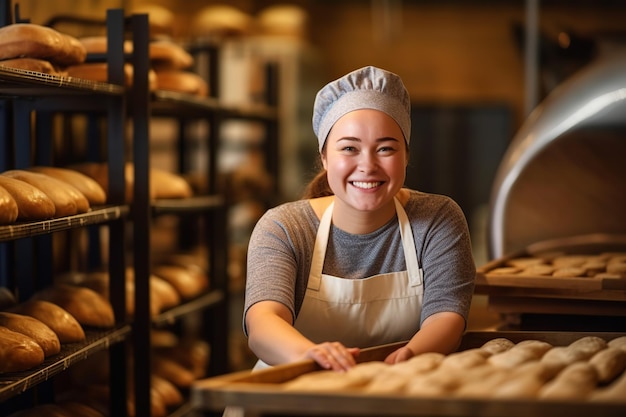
[352,181,381,189]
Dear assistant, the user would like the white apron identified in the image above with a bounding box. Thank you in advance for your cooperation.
[254,197,423,370]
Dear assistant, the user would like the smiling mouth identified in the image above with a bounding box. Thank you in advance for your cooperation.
[351,181,383,189]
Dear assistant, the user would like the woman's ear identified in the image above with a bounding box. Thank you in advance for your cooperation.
[320,151,328,170]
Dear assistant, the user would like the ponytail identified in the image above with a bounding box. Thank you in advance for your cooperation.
[301,169,333,199]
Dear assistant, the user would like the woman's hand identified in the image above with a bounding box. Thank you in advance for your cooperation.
[384,345,415,364]
[304,342,360,372]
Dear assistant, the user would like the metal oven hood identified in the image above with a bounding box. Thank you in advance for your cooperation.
[488,53,626,259]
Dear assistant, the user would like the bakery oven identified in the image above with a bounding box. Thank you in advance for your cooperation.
[476,52,626,330]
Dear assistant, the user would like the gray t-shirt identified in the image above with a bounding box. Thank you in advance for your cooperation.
[243,189,476,337]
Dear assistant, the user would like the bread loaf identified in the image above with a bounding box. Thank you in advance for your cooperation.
[0,312,60,356]
[0,57,60,75]
[0,23,86,66]
[149,40,193,70]
[440,348,490,370]
[589,347,626,384]
[0,325,45,373]
[608,336,626,351]
[154,70,208,96]
[480,337,515,355]
[488,340,552,369]
[0,175,56,220]
[0,184,18,224]
[152,264,208,299]
[66,62,158,90]
[150,167,194,199]
[151,375,183,407]
[539,362,598,400]
[31,284,115,328]
[10,300,85,343]
[491,362,550,399]
[2,170,89,216]
[589,366,626,402]
[152,354,196,387]
[29,166,106,205]
[364,352,443,394]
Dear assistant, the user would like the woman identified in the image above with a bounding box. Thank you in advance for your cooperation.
[244,66,476,372]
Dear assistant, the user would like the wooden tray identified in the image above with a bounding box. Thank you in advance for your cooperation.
[191,331,626,417]
[475,250,626,303]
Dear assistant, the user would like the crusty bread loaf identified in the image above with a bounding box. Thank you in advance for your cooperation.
[152,353,196,387]
[10,299,85,343]
[2,170,89,216]
[29,166,106,205]
[0,312,60,356]
[154,70,208,96]
[0,325,45,373]
[0,23,86,66]
[31,284,115,328]
[480,337,515,355]
[0,175,56,220]
[608,335,626,351]
[539,362,598,400]
[0,57,61,75]
[0,184,18,224]
[79,36,133,55]
[151,375,184,407]
[69,162,193,202]
[488,340,552,369]
[151,168,194,199]
[149,40,193,70]
[589,347,626,384]
[152,264,208,299]
[66,62,158,90]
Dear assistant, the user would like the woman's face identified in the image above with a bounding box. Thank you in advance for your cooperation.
[322,109,408,213]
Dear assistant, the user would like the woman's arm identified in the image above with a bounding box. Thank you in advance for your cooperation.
[246,300,359,371]
[384,311,465,364]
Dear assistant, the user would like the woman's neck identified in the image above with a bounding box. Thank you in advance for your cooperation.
[310,189,409,235]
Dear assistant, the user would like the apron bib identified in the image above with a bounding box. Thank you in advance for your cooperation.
[253,197,423,370]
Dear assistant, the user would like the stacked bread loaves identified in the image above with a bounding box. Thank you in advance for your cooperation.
[281,335,626,402]
[0,167,107,224]
[0,287,93,374]
[68,35,207,96]
[0,23,86,76]
[69,162,193,203]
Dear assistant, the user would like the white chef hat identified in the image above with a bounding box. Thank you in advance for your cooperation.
[312,66,411,152]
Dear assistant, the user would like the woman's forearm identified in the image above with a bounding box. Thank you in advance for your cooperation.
[405,312,466,355]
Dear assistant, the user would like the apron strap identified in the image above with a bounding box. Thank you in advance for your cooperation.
[307,201,333,291]
[394,198,423,287]
[308,198,422,290]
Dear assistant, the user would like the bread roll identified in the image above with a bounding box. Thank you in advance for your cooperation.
[154,70,208,96]
[589,347,626,384]
[29,166,106,205]
[488,340,552,369]
[0,175,56,220]
[0,325,45,373]
[440,348,490,369]
[364,352,443,394]
[0,57,60,75]
[0,23,86,66]
[539,362,598,400]
[0,184,18,224]
[589,366,626,402]
[79,36,133,55]
[491,362,548,399]
[9,300,85,343]
[152,353,196,387]
[480,338,515,355]
[150,167,194,199]
[608,336,626,351]
[31,284,115,328]
[152,264,208,299]
[568,336,608,358]
[149,40,193,70]
[2,170,89,216]
[0,312,60,356]
[66,62,158,90]
[151,375,183,407]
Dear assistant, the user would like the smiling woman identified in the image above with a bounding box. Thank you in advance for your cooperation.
[242,66,476,376]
